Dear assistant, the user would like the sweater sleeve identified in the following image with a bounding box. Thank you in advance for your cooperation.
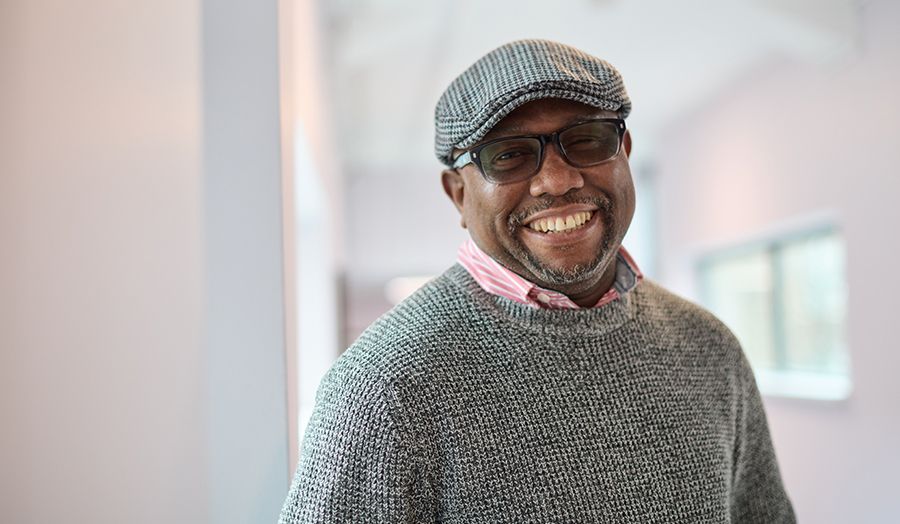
[279,362,432,524]
[730,355,797,523]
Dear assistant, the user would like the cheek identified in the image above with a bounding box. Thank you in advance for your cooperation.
[616,175,637,231]
[466,196,500,234]
[621,177,635,209]
[465,188,514,241]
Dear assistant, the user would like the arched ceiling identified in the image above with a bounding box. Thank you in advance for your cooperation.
[318,0,864,285]
[323,0,861,174]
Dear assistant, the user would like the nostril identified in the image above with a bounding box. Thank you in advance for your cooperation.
[530,163,585,197]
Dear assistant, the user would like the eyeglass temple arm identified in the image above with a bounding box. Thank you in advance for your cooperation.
[452,150,473,169]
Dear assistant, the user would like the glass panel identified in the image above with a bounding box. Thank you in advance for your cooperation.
[700,249,777,369]
[778,231,849,375]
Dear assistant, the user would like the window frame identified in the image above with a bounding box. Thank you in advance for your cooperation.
[695,215,851,401]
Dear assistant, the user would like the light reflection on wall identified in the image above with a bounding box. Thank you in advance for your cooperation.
[295,118,340,441]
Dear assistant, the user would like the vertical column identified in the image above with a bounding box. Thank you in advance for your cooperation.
[202,0,291,521]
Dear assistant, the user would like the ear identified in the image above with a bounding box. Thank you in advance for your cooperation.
[623,129,632,158]
[441,169,467,229]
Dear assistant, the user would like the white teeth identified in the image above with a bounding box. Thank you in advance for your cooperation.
[529,219,545,232]
[527,211,594,234]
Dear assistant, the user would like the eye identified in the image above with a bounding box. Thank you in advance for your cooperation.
[484,140,538,169]
[560,122,620,162]
[564,136,602,151]
[495,150,524,161]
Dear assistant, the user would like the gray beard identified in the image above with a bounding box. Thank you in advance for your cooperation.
[506,194,617,289]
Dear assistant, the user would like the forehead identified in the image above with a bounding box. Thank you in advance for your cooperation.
[481,98,617,142]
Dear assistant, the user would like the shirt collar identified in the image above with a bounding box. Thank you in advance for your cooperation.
[456,239,643,309]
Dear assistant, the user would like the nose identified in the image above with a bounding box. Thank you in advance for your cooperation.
[529,144,584,197]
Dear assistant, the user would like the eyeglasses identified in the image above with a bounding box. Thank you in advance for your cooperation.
[452,118,626,184]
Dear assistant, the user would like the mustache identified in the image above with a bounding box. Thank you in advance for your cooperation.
[507,193,612,232]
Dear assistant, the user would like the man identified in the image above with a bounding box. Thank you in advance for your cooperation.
[280,40,795,523]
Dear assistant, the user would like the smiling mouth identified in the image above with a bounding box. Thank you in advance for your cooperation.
[526,211,593,234]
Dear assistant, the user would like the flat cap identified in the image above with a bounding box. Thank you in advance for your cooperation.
[434,39,631,166]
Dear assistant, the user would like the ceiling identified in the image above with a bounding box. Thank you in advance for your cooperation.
[315,0,864,285]
[323,0,861,174]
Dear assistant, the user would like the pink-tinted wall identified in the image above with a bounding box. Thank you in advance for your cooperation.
[0,1,292,522]
[656,1,900,521]
[0,1,208,521]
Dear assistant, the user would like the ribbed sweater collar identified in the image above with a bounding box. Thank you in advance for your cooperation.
[442,263,634,338]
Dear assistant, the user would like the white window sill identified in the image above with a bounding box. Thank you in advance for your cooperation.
[754,368,852,401]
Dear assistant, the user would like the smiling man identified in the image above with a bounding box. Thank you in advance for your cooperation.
[442,97,635,309]
[280,40,795,523]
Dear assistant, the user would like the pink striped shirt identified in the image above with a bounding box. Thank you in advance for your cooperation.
[457,239,643,309]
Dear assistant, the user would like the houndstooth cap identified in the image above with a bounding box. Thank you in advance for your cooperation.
[435,39,631,166]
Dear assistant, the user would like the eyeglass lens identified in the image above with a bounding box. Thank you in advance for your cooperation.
[479,121,621,183]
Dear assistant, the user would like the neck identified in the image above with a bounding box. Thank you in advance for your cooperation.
[545,259,617,308]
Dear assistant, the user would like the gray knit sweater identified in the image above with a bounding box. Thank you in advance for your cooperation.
[280,264,795,523]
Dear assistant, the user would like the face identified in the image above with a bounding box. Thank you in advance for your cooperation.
[442,98,635,305]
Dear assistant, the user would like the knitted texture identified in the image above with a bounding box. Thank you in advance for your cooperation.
[280,265,795,523]
[434,39,632,166]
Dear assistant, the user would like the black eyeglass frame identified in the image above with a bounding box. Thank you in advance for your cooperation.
[451,118,627,184]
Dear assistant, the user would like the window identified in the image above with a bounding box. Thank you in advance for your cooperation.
[698,225,850,400]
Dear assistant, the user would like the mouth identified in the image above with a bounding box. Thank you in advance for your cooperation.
[526,211,593,234]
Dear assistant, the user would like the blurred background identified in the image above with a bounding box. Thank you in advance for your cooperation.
[1,0,898,522]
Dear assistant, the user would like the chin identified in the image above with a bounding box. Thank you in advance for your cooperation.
[526,257,606,289]
[519,237,617,292]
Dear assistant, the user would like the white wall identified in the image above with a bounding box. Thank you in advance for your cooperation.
[656,1,900,522]
[0,1,291,522]
[281,0,346,450]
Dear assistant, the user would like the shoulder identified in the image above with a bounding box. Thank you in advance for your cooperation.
[330,265,487,387]
[629,279,747,369]
[632,279,737,341]
[306,265,489,460]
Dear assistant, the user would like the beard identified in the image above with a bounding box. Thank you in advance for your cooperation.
[505,193,618,289]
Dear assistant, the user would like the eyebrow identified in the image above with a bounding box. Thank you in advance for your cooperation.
[483,122,526,138]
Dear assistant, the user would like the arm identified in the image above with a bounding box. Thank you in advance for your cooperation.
[730,356,797,523]
[279,363,432,524]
